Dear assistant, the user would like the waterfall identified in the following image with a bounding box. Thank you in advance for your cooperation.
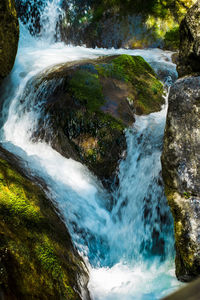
[0,0,181,299]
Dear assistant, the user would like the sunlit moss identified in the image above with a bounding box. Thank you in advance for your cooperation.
[70,69,104,111]
[0,155,85,299]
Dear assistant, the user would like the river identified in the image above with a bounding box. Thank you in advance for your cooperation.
[0,0,181,299]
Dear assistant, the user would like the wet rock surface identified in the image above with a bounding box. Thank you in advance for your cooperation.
[162,76,200,281]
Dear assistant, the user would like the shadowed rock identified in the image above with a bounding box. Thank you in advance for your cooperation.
[177,1,200,77]
[0,0,19,84]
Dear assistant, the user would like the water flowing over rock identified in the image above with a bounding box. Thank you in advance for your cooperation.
[0,146,90,299]
[177,0,200,77]
[0,0,19,84]
[26,55,164,185]
[162,76,200,282]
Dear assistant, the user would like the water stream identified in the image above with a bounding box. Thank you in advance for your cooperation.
[0,1,181,299]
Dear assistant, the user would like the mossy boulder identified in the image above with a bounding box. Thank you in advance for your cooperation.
[29,55,163,185]
[0,146,90,299]
[0,0,19,84]
[162,76,200,282]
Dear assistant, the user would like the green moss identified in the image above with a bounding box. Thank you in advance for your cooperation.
[112,55,163,114]
[164,26,180,50]
[95,55,155,82]
[112,55,156,78]
[35,241,62,279]
[113,55,163,114]
[70,69,104,111]
[0,155,84,299]
[184,191,191,199]
[96,62,127,81]
[96,55,164,115]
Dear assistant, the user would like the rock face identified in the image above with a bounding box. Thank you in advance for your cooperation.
[0,146,90,299]
[177,1,200,77]
[163,277,200,300]
[29,55,163,185]
[162,76,200,281]
[0,0,19,84]
[61,14,164,49]
[60,0,196,50]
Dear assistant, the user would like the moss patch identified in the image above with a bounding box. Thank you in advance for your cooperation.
[103,55,164,115]
[0,152,87,299]
[70,69,104,111]
[69,55,164,116]
[163,26,180,50]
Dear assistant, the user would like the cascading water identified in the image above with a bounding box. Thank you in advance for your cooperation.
[0,0,181,299]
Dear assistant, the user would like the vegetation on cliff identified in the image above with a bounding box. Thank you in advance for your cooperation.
[0,147,89,299]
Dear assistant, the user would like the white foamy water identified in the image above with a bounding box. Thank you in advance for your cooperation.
[0,1,181,299]
[89,261,179,300]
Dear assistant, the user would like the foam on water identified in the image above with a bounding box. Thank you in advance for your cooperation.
[0,1,181,299]
[89,261,179,300]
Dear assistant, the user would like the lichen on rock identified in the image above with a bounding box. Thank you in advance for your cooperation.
[162,76,200,281]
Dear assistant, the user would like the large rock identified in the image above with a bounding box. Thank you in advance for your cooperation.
[29,55,164,186]
[0,0,19,84]
[177,1,200,77]
[0,146,90,299]
[162,76,200,282]
[163,277,200,300]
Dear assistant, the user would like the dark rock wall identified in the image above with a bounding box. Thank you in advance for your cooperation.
[177,1,200,77]
[0,0,19,84]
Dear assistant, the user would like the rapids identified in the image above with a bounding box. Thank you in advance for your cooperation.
[0,0,181,299]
